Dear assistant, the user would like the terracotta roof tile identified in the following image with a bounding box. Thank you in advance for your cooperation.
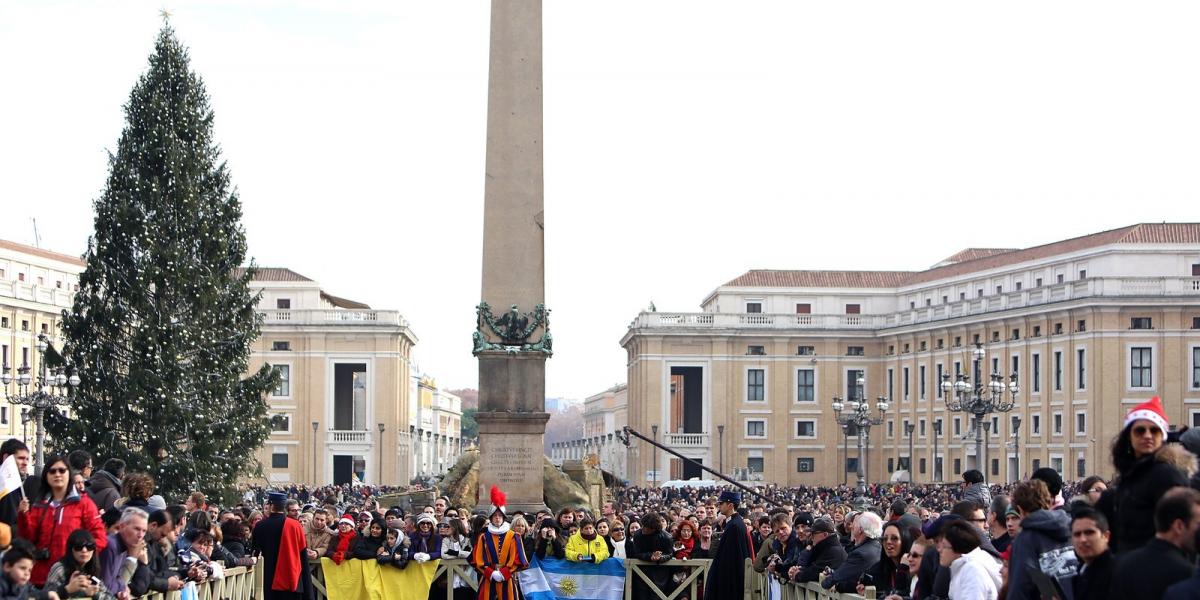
[232,267,313,282]
[0,239,85,267]
[321,291,371,310]
[724,270,914,288]
[725,223,1200,289]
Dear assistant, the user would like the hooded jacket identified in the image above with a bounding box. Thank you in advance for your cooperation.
[1006,508,1073,600]
[1098,442,1194,553]
[18,488,108,587]
[949,547,1001,600]
[85,471,122,514]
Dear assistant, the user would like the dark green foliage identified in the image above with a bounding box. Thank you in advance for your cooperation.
[47,24,277,500]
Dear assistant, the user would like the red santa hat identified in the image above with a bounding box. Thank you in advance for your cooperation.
[338,514,356,528]
[1125,396,1169,433]
[489,485,507,518]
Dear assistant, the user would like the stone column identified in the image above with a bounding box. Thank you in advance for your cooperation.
[474,0,552,516]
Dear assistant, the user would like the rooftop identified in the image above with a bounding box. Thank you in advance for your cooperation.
[0,239,85,267]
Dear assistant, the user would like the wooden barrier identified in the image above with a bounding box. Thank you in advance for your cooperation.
[745,561,876,600]
[623,558,711,600]
[136,565,257,600]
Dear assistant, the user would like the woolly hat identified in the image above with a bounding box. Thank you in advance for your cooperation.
[489,485,507,518]
[1125,396,1169,434]
[416,513,437,528]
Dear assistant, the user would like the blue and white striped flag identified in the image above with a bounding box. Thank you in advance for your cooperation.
[518,556,625,600]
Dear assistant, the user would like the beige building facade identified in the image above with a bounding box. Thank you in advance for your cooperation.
[622,223,1200,487]
[408,372,463,478]
[552,384,629,480]
[0,240,83,445]
[246,268,417,486]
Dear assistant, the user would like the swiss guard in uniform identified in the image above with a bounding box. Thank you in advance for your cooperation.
[470,486,528,600]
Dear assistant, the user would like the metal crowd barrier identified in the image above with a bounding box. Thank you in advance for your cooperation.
[136,565,258,600]
[745,562,877,600]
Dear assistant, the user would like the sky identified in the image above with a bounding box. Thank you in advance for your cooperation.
[2,1,1199,400]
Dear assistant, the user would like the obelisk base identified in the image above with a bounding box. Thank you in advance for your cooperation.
[475,411,551,515]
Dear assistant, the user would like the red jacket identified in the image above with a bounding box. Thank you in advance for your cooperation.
[18,491,108,586]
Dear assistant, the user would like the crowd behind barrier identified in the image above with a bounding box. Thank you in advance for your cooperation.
[8,396,1200,600]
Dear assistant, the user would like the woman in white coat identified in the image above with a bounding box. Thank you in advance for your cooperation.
[939,521,1002,600]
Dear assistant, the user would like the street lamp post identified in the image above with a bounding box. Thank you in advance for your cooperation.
[2,333,80,473]
[717,425,724,473]
[377,423,386,484]
[831,374,888,503]
[941,342,1019,485]
[1011,415,1022,482]
[933,420,942,482]
[904,423,915,480]
[312,420,321,484]
[651,425,659,487]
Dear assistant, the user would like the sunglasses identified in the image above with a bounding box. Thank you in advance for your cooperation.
[1133,425,1163,436]
[47,467,68,475]
[612,528,625,532]
[72,543,96,551]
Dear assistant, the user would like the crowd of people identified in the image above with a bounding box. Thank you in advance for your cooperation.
[1,395,1200,599]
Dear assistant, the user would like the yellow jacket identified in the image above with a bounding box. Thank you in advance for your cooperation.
[564,532,610,563]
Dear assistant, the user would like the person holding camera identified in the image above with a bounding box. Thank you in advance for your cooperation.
[44,530,112,600]
[533,521,565,560]
[18,456,108,588]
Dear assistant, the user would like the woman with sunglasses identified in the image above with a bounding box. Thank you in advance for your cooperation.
[1098,396,1192,554]
[17,455,107,587]
[45,529,112,600]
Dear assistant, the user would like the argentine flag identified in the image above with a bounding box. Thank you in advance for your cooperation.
[518,556,626,600]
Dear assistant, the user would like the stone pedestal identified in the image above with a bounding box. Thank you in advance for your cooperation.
[475,409,550,515]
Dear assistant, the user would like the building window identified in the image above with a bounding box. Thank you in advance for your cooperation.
[1032,353,1041,393]
[954,458,962,475]
[903,343,910,353]
[845,304,861,314]
[1012,328,1020,340]
[919,341,927,351]
[276,298,291,309]
[0,407,6,425]
[272,341,291,351]
[903,368,910,400]
[795,420,816,438]
[746,420,766,438]
[0,317,7,328]
[17,273,24,282]
[20,321,29,332]
[1053,351,1063,391]
[1032,414,1042,435]
[797,345,815,355]
[996,285,1003,294]
[888,345,895,355]
[748,457,764,473]
[954,336,962,347]
[960,292,966,300]
[919,458,927,474]
[919,365,927,399]
[953,417,962,436]
[1015,282,1023,291]
[796,458,814,473]
[1056,274,1065,284]
[271,365,290,397]
[271,453,288,469]
[796,369,815,402]
[1033,325,1041,337]
[888,421,895,438]
[1079,269,1087,279]
[747,369,765,401]
[270,414,291,433]
[846,370,864,399]
[991,458,1000,476]
[1076,412,1086,435]
[991,416,1000,436]
[1194,317,1200,329]
[937,338,944,349]
[992,331,1000,342]
[1012,355,1020,379]
[847,346,864,356]
[973,333,981,344]
[1053,413,1063,435]
[845,457,858,473]
[745,301,762,313]
[888,458,895,472]
[1131,347,1153,388]
[1077,348,1086,390]
[1051,456,1063,473]
[1193,347,1200,388]
[1194,263,1200,277]
[1054,323,1063,335]
[1032,458,1041,471]
[1077,459,1086,478]
[747,345,766,356]
[1130,317,1153,330]
[796,303,811,314]
[887,368,894,400]
[920,418,927,437]
[1077,319,1087,332]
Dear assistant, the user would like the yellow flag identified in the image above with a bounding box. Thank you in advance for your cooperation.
[320,557,440,600]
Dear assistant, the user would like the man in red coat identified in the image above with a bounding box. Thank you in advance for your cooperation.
[253,491,312,600]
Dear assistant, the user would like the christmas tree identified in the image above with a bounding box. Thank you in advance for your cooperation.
[48,22,278,500]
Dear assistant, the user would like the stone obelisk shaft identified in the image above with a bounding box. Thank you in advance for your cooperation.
[475,0,550,515]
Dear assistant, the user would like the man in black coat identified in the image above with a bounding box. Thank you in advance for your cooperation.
[1070,508,1114,600]
[822,511,882,593]
[252,491,313,600]
[704,490,753,600]
[1112,487,1200,600]
[789,517,846,583]
[629,513,674,600]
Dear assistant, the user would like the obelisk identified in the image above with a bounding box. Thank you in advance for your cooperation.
[472,0,552,515]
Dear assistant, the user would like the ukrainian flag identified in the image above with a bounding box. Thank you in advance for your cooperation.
[518,557,625,600]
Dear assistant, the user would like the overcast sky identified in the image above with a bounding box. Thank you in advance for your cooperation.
[2,1,1199,400]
